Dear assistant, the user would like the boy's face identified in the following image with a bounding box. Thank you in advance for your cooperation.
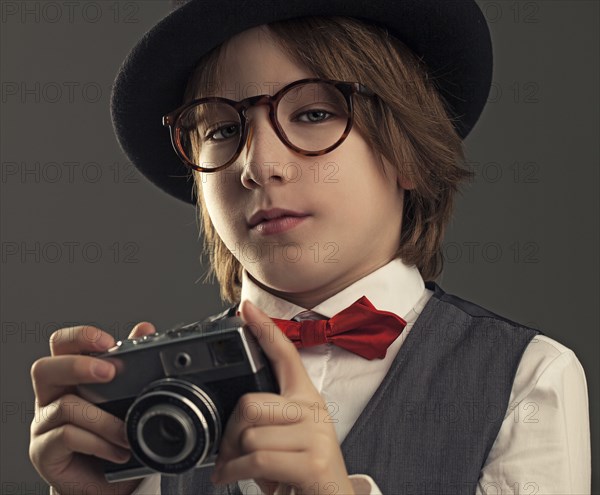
[198,26,411,306]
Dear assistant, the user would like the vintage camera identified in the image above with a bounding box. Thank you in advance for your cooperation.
[77,316,278,482]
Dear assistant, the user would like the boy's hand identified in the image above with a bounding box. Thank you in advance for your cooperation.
[29,322,156,495]
[211,300,355,495]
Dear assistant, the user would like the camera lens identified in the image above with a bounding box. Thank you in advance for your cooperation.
[125,379,221,473]
[138,405,194,463]
[159,415,183,442]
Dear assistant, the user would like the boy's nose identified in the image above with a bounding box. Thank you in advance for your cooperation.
[240,107,291,187]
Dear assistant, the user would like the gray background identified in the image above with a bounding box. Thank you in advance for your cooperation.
[1,0,598,493]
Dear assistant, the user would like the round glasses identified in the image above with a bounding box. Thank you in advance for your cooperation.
[162,78,376,173]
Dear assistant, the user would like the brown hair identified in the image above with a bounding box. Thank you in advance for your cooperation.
[183,16,474,304]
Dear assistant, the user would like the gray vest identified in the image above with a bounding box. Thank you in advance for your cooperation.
[162,281,542,494]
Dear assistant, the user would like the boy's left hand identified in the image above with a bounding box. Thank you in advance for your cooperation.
[211,300,355,495]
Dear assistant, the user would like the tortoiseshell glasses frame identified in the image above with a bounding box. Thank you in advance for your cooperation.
[162,78,376,173]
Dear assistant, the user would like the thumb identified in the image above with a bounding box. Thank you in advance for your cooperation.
[128,321,156,339]
[239,300,312,396]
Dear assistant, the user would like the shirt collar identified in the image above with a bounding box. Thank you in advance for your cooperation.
[240,258,426,320]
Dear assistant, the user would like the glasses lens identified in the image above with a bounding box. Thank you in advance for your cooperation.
[177,101,242,170]
[277,82,350,152]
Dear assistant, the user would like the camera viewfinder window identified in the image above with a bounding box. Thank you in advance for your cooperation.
[208,337,245,366]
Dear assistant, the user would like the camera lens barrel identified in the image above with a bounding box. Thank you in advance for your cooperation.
[125,379,221,473]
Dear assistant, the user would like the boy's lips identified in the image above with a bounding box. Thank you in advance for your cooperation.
[247,208,311,229]
[251,215,310,235]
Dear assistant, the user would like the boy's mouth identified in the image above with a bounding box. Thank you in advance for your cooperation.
[247,208,310,229]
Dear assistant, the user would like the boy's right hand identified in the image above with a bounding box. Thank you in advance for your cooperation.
[29,322,156,495]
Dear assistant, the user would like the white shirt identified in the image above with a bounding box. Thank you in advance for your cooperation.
[131,259,591,495]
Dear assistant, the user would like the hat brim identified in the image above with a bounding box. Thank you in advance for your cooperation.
[110,0,493,205]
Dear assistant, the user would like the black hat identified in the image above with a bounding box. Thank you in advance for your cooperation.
[110,0,493,205]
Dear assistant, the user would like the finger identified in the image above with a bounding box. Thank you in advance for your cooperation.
[229,392,304,427]
[31,355,116,407]
[217,392,293,465]
[239,300,315,396]
[238,424,311,455]
[31,394,129,449]
[128,321,156,339]
[49,326,115,356]
[31,423,131,466]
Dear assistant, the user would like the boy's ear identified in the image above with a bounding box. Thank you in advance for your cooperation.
[380,155,416,190]
[397,175,416,190]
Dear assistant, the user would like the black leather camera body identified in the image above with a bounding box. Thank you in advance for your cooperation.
[77,316,278,482]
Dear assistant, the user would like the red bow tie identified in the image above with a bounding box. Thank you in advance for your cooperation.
[271,296,407,360]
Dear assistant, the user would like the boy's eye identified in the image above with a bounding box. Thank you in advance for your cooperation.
[205,123,240,142]
[294,109,334,123]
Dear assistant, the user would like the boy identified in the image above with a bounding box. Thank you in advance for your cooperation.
[29,1,591,494]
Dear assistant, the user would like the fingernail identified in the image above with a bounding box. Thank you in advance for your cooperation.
[91,361,114,380]
[114,447,131,463]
